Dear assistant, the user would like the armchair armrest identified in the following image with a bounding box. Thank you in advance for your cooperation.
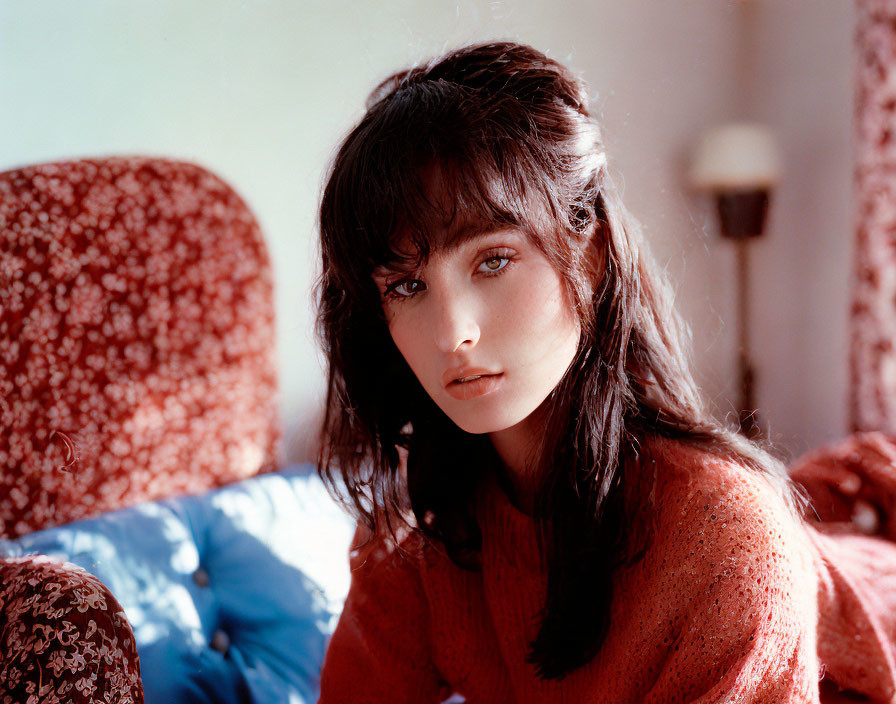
[0,555,143,704]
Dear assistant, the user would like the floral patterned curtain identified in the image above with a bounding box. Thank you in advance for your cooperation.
[850,0,896,431]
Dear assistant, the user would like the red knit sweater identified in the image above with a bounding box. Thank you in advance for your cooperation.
[318,437,896,703]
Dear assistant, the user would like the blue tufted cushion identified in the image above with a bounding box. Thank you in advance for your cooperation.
[0,464,356,704]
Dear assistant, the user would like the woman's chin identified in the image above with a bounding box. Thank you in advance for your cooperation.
[443,409,528,436]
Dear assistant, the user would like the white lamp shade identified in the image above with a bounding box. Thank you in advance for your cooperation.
[690,122,782,191]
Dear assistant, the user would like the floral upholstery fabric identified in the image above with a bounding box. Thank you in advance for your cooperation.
[851,0,896,431]
[0,157,284,538]
[0,555,143,704]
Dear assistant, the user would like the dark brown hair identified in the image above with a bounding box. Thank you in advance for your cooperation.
[314,41,809,680]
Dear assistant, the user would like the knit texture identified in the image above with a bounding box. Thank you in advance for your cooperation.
[319,437,895,703]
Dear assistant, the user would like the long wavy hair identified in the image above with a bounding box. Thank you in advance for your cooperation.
[314,41,810,680]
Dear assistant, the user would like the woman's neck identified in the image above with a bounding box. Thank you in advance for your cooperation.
[488,405,552,516]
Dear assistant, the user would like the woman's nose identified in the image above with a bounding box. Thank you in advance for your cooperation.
[431,287,481,353]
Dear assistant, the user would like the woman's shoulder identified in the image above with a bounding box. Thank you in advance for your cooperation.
[635,435,819,632]
[621,438,823,701]
[641,435,813,570]
[645,435,794,516]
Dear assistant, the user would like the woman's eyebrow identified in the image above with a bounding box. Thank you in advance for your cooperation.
[372,253,419,277]
[437,224,520,256]
[371,263,405,280]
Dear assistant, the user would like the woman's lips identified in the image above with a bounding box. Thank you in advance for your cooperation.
[445,373,504,400]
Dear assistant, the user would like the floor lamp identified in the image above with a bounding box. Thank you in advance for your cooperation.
[690,123,782,437]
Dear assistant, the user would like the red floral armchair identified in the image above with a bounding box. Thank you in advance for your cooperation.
[0,157,283,702]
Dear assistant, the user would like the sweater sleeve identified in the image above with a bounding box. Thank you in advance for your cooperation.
[640,461,822,704]
[317,521,452,704]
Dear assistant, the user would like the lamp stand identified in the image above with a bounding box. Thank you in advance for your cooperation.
[735,239,758,437]
[715,189,769,438]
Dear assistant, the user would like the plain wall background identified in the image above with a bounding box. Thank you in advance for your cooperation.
[0,0,854,463]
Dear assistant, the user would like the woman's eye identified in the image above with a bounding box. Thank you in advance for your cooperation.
[383,252,512,301]
[479,255,510,274]
[386,278,425,298]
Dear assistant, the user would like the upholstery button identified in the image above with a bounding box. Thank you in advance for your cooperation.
[192,567,210,588]
[210,629,230,655]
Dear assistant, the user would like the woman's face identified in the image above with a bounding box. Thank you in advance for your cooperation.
[373,227,581,436]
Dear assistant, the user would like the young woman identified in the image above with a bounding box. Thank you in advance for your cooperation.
[313,41,894,703]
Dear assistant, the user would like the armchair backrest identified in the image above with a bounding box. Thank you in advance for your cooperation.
[0,157,283,538]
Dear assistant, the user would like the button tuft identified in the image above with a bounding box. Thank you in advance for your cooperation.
[210,629,230,655]
[192,567,210,588]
